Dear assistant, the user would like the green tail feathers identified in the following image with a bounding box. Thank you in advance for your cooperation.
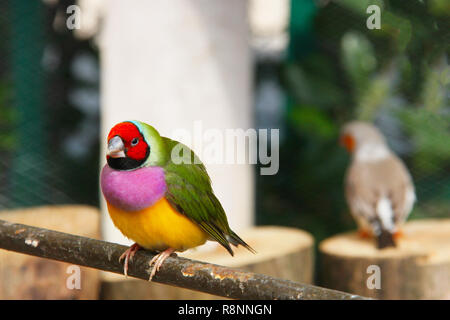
[227,230,257,255]
[162,136,255,257]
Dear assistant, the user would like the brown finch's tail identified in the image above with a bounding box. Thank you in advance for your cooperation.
[377,229,396,249]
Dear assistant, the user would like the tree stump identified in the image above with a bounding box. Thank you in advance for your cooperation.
[0,205,101,299]
[319,219,450,300]
[101,226,314,299]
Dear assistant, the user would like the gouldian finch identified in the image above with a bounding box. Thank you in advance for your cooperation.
[340,121,416,249]
[100,120,255,280]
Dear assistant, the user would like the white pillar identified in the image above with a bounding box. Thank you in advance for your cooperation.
[97,0,254,245]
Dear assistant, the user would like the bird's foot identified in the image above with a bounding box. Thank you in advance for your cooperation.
[119,243,141,277]
[148,248,176,281]
[358,229,372,239]
[393,229,404,240]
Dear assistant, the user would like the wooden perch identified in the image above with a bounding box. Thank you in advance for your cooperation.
[102,226,314,299]
[320,219,450,299]
[0,218,365,300]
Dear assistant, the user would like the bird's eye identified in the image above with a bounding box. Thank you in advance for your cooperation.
[131,138,139,146]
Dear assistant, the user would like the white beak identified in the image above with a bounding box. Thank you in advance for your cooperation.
[107,136,126,158]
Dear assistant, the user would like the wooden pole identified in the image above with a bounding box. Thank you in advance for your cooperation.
[0,219,366,300]
[319,219,450,299]
[96,0,254,247]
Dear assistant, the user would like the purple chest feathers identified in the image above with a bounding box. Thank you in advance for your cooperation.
[100,164,167,212]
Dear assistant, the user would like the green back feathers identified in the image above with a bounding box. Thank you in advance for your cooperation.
[162,137,255,255]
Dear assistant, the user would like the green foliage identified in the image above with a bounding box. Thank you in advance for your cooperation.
[400,108,450,175]
[289,106,337,139]
[429,0,450,16]
[341,31,377,97]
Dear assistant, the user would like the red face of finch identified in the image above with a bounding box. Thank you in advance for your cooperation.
[106,122,150,170]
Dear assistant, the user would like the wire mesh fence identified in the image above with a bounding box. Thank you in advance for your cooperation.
[0,0,99,210]
[0,0,448,239]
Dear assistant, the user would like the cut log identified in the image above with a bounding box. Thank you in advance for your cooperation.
[0,205,101,299]
[319,219,450,300]
[100,226,314,299]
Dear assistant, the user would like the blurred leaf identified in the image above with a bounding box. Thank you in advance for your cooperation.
[381,11,413,52]
[429,0,450,16]
[289,105,338,139]
[284,61,346,107]
[421,56,450,112]
[400,108,450,174]
[341,31,377,96]
[284,64,315,104]
[356,67,395,120]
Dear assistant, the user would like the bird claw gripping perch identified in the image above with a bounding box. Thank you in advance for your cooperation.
[147,248,177,281]
[119,243,141,277]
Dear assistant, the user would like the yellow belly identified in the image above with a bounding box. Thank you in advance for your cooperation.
[106,197,208,251]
